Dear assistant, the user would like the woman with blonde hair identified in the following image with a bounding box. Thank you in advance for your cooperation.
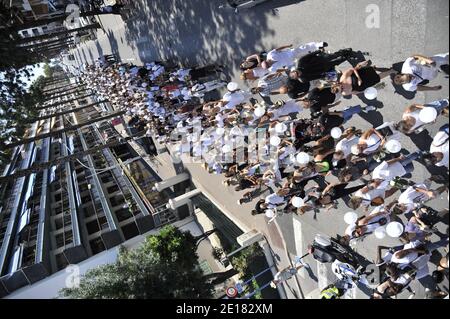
[240,67,269,81]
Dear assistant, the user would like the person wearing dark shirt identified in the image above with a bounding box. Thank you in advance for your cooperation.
[337,159,371,183]
[293,119,320,149]
[296,48,354,81]
[280,78,311,99]
[318,113,345,134]
[304,86,340,117]
[307,182,366,211]
[240,52,268,70]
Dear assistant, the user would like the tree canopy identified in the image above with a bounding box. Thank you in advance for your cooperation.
[0,67,45,168]
[43,63,53,78]
[60,226,213,299]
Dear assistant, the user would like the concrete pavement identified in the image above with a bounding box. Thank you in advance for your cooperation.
[67,0,449,299]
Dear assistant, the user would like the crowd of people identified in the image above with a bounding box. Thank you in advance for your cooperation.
[72,42,449,299]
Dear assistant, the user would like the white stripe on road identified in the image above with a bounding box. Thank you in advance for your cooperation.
[344,286,356,299]
[317,262,329,291]
[293,218,305,279]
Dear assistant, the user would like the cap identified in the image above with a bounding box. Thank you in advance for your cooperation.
[227,82,239,91]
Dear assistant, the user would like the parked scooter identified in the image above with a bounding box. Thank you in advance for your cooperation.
[219,0,270,13]
[331,260,378,289]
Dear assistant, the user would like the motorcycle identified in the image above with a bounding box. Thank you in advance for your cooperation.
[219,0,270,13]
[308,234,360,267]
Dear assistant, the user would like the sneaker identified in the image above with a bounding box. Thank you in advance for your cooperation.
[321,42,328,48]
[362,105,376,112]
[237,199,242,206]
[414,127,425,134]
[374,82,386,90]
[294,258,310,269]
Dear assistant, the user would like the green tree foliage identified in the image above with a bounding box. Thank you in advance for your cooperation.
[43,63,53,78]
[1,3,48,170]
[0,67,45,168]
[230,243,263,277]
[60,226,213,299]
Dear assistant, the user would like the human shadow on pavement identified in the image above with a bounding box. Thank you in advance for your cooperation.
[257,0,306,11]
[105,29,121,62]
[357,109,384,128]
[94,40,104,60]
[303,264,318,282]
[407,129,449,181]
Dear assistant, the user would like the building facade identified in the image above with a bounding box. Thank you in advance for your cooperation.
[0,73,185,297]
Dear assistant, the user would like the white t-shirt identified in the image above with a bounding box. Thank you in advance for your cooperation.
[392,273,413,286]
[265,193,285,208]
[398,184,430,214]
[401,57,439,92]
[362,122,400,154]
[222,91,249,110]
[215,114,224,127]
[345,206,389,236]
[402,110,424,132]
[336,136,359,157]
[173,68,191,82]
[271,100,303,119]
[266,49,296,72]
[391,243,420,269]
[372,161,407,181]
[363,134,383,154]
[252,67,269,78]
[274,267,297,282]
[430,131,449,168]
[355,180,389,206]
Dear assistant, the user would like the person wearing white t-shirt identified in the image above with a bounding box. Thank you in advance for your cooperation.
[269,99,303,119]
[171,68,191,82]
[391,182,446,215]
[256,99,303,126]
[336,135,359,158]
[424,124,449,168]
[389,242,424,269]
[190,80,227,98]
[270,262,306,288]
[262,42,326,73]
[372,152,421,182]
[349,179,391,211]
[387,239,448,285]
[395,99,449,135]
[241,67,270,81]
[264,188,290,209]
[356,122,400,156]
[221,90,251,110]
[344,205,391,241]
[394,53,448,92]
